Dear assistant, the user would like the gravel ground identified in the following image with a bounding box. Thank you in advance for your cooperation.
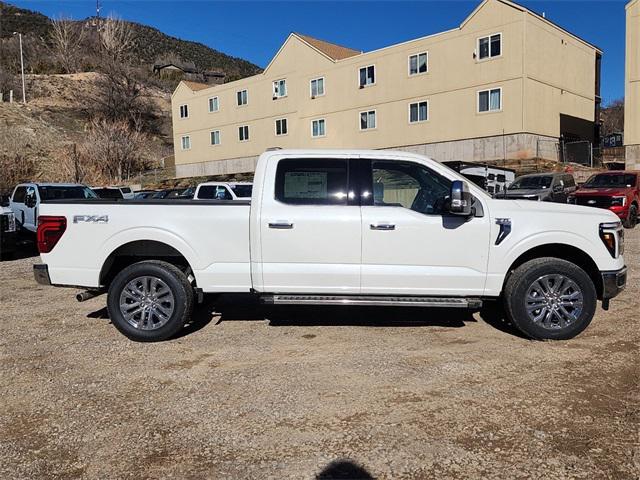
[0,235,638,480]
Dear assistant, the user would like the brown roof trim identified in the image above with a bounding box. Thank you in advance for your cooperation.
[295,33,361,60]
[182,81,211,91]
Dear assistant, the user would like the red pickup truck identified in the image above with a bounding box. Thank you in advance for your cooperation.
[571,171,639,229]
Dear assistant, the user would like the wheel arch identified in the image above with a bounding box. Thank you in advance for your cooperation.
[100,240,196,288]
[504,243,603,298]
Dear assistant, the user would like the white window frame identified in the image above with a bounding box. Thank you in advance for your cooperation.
[180,135,191,150]
[408,100,429,123]
[408,52,429,76]
[179,104,188,119]
[477,33,502,61]
[208,96,219,113]
[237,89,248,106]
[238,125,249,142]
[275,118,288,136]
[477,87,502,113]
[358,65,376,88]
[310,77,325,98]
[210,130,221,146]
[311,118,326,138]
[359,109,377,131]
[272,79,287,99]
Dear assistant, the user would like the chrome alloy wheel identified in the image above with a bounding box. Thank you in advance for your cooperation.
[525,274,584,330]
[119,276,175,330]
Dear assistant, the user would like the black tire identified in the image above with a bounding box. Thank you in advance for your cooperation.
[107,260,194,342]
[503,257,597,340]
[623,204,638,229]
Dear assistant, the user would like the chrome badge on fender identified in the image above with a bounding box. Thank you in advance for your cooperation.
[73,215,109,224]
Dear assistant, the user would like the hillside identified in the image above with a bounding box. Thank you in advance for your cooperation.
[0,1,261,79]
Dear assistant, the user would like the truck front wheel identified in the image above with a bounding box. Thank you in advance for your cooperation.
[504,258,597,340]
[623,204,637,229]
[107,260,194,342]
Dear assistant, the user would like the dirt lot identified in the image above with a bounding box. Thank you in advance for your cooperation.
[0,235,638,480]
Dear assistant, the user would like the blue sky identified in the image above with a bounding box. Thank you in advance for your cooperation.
[11,0,629,105]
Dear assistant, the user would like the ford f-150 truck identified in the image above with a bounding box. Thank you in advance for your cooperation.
[34,150,627,342]
[570,171,639,229]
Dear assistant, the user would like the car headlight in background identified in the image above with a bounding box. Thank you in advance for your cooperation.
[599,221,624,258]
[611,196,627,207]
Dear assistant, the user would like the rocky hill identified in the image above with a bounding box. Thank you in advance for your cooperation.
[0,1,262,79]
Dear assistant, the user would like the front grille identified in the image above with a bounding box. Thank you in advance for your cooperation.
[576,196,612,208]
[0,213,16,233]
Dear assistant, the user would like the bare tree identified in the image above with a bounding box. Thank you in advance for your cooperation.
[49,17,85,74]
[0,125,40,193]
[99,15,135,62]
[600,99,624,137]
[79,119,150,182]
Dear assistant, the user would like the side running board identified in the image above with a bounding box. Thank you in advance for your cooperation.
[261,295,482,309]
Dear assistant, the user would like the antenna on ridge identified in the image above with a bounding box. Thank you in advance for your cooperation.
[96,0,101,20]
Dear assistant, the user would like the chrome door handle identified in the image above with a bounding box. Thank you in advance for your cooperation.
[268,222,294,229]
[370,223,395,231]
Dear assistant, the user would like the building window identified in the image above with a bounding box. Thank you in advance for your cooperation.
[478,33,501,60]
[237,89,248,106]
[273,79,287,98]
[179,104,188,119]
[478,88,502,112]
[238,125,249,141]
[359,65,375,87]
[210,130,220,145]
[181,135,191,150]
[360,110,376,130]
[409,101,429,123]
[311,119,326,137]
[310,77,325,97]
[275,118,288,136]
[408,52,428,75]
[208,97,219,113]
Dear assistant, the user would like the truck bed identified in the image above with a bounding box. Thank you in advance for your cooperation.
[39,199,252,292]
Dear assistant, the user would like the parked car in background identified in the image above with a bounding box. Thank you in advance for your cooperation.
[194,182,253,200]
[93,188,125,200]
[497,173,576,203]
[443,162,515,196]
[179,187,195,199]
[0,204,17,259]
[133,190,157,200]
[151,188,190,200]
[113,186,135,200]
[34,149,626,343]
[570,171,639,228]
[9,183,97,234]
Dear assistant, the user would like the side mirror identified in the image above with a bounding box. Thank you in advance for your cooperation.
[25,194,36,208]
[449,180,472,216]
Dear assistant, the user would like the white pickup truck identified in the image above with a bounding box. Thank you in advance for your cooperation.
[34,149,627,342]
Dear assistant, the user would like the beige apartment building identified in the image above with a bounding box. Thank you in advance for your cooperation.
[171,0,601,178]
[626,0,640,169]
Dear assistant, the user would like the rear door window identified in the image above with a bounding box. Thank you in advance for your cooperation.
[275,159,349,205]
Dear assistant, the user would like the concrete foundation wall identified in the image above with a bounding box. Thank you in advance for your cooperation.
[626,145,640,170]
[175,133,559,179]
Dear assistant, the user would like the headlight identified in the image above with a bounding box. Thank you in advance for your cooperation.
[600,221,624,258]
[8,213,16,232]
[611,196,626,207]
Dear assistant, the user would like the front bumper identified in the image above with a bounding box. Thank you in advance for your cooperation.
[34,264,52,286]
[601,266,627,308]
[0,229,17,256]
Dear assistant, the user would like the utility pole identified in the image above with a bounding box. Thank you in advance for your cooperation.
[13,32,26,104]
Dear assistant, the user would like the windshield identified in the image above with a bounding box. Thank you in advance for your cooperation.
[583,174,637,189]
[231,185,253,198]
[38,186,98,200]
[508,176,552,190]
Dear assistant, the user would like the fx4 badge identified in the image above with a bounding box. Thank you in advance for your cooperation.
[73,215,109,224]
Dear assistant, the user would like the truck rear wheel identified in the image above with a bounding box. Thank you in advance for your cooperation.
[107,260,194,342]
[503,258,597,340]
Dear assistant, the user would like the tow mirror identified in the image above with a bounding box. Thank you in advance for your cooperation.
[449,180,472,216]
[553,184,563,193]
[25,194,37,208]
